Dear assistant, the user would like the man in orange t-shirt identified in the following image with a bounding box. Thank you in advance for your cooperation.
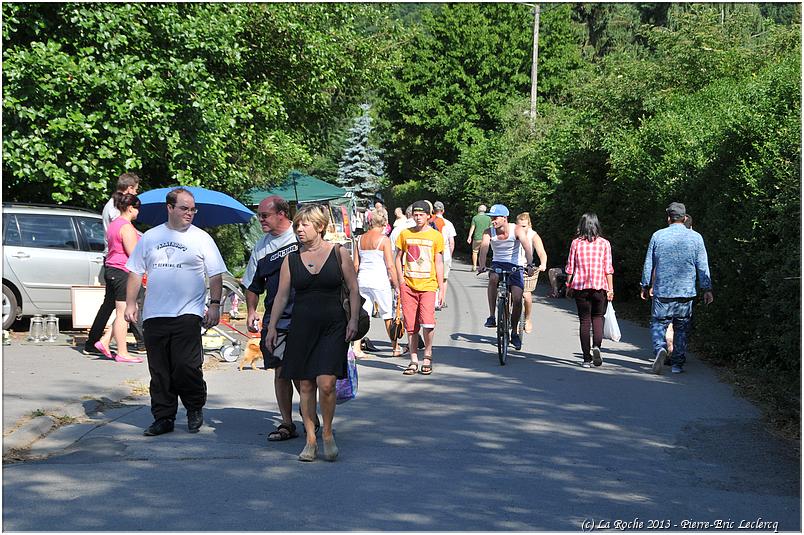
[395,200,444,377]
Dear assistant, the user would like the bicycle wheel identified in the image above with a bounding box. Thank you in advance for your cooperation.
[497,296,509,365]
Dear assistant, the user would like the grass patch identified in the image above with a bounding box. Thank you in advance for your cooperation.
[125,380,150,397]
[52,415,76,426]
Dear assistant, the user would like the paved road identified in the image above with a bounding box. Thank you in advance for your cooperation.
[2,261,799,531]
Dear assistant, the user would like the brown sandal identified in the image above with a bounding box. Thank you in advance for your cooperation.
[267,422,299,442]
[402,362,418,375]
[420,357,433,375]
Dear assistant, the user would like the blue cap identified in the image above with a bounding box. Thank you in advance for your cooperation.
[488,204,509,217]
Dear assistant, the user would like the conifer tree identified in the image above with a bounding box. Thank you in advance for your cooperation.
[337,103,385,200]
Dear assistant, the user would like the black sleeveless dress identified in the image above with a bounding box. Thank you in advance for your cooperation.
[280,247,349,380]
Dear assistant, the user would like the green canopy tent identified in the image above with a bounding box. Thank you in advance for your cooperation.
[246,170,347,206]
[244,171,355,252]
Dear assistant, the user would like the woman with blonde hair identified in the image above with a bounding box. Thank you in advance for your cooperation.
[353,207,399,357]
[515,212,548,334]
[266,204,360,462]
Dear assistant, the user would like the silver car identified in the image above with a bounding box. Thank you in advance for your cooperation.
[2,203,245,329]
[3,203,107,329]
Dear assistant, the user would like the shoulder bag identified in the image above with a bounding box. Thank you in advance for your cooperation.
[335,245,370,341]
[387,294,405,342]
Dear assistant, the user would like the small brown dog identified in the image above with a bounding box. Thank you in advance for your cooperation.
[238,338,264,371]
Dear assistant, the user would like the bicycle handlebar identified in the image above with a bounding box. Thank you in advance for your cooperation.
[476,265,528,276]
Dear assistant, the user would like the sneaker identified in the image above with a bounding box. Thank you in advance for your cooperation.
[484,316,496,328]
[187,409,203,433]
[131,344,147,355]
[143,418,175,436]
[362,338,379,352]
[671,365,684,374]
[510,333,522,351]
[652,348,667,374]
[82,344,103,356]
[581,361,593,368]
[592,346,603,367]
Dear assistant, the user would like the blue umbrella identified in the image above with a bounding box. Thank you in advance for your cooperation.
[136,186,254,228]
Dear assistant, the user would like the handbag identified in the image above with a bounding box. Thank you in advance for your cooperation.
[335,347,358,404]
[335,245,370,341]
[603,302,622,342]
[387,294,405,342]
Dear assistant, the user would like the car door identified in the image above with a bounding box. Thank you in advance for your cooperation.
[3,213,93,314]
[75,216,106,285]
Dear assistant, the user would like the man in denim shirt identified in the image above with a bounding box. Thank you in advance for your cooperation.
[640,202,714,374]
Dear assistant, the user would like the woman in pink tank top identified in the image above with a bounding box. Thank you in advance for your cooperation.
[87,193,143,363]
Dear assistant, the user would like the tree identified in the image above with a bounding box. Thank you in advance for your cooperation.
[337,104,385,200]
[2,3,395,207]
[377,3,586,185]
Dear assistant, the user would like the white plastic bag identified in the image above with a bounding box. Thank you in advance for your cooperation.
[603,302,621,342]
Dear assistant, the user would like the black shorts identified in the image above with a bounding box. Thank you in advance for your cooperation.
[259,328,288,369]
[104,266,129,302]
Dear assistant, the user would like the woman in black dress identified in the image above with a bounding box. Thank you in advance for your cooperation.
[266,204,360,462]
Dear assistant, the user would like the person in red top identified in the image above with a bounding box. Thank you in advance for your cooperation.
[565,212,614,368]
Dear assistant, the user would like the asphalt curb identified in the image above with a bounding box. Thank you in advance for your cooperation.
[3,415,55,455]
[2,391,137,457]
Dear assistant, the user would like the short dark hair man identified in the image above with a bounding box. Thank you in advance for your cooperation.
[103,172,140,230]
[125,187,226,435]
[243,195,309,442]
[640,202,713,374]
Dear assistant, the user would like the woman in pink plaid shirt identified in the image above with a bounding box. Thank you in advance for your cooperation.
[565,213,614,368]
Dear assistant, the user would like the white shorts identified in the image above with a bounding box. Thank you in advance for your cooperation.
[360,287,393,320]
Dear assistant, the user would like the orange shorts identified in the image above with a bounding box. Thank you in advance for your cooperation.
[400,284,436,333]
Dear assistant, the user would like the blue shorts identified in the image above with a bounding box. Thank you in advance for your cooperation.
[490,261,524,290]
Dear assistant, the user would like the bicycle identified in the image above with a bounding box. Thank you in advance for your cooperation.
[479,265,528,365]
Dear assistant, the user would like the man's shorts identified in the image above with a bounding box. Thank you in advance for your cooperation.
[400,284,436,333]
[472,239,482,254]
[104,266,129,301]
[443,258,452,280]
[259,328,288,369]
[490,261,524,290]
[360,287,393,320]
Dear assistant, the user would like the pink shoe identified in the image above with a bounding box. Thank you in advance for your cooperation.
[114,354,143,363]
[94,341,115,360]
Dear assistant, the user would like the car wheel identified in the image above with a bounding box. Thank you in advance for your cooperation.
[3,284,19,330]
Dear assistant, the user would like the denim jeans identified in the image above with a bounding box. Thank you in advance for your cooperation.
[650,297,693,367]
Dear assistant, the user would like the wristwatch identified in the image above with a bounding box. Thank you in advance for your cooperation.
[209,299,221,305]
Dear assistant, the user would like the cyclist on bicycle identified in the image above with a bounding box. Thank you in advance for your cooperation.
[477,204,535,350]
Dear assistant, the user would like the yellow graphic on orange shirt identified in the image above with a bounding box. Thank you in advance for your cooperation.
[397,228,444,292]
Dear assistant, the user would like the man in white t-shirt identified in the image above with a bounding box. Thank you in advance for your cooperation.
[389,204,414,258]
[433,201,457,310]
[242,195,308,443]
[125,188,226,437]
